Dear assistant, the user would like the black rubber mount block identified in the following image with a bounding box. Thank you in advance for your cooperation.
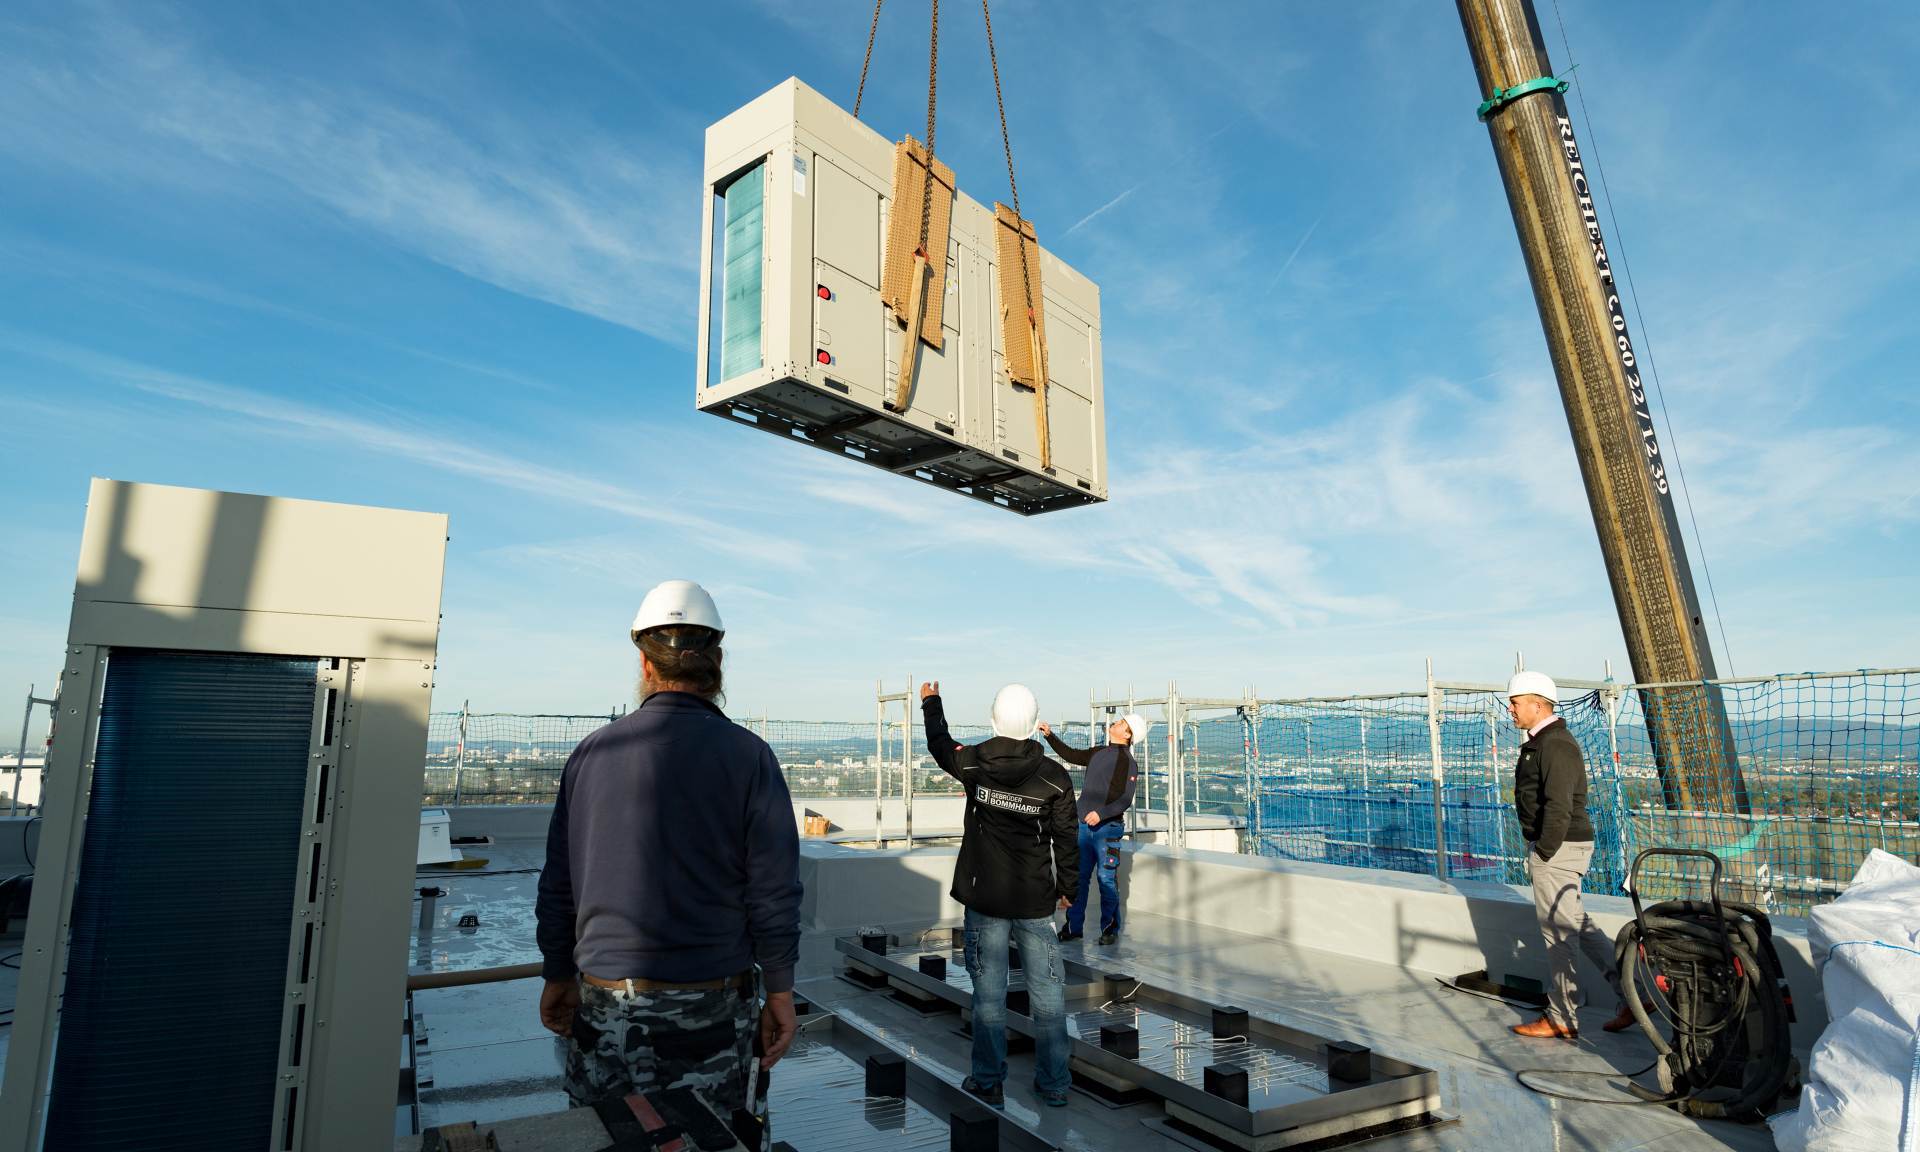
[949,1109,998,1152]
[1100,1023,1140,1058]
[1327,1040,1372,1084]
[865,1053,907,1098]
[1204,1062,1249,1107]
[1212,1006,1249,1039]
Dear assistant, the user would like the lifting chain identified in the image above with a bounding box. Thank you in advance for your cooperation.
[920,0,938,257]
[980,0,1033,324]
[853,0,884,118]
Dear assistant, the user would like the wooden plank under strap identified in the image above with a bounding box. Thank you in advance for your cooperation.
[889,250,930,412]
[882,136,954,351]
[993,203,1051,468]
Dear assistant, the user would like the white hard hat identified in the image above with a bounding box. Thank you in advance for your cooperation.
[990,684,1040,741]
[631,580,725,646]
[1121,713,1150,746]
[1506,670,1558,705]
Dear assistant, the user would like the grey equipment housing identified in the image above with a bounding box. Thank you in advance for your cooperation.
[696,78,1108,516]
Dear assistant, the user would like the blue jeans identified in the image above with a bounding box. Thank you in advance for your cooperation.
[1065,821,1125,935]
[962,908,1071,1094]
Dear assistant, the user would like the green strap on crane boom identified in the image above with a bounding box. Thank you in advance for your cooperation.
[1476,75,1569,121]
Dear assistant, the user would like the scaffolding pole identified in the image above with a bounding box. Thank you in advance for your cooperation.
[1425,659,1449,880]
[11,686,54,817]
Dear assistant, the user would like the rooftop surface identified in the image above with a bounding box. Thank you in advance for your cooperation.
[395,835,1785,1152]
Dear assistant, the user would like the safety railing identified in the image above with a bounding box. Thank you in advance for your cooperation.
[1246,665,1918,916]
[417,665,1917,915]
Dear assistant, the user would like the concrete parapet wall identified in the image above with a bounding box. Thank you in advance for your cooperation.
[438,806,1824,1050]
[441,800,1245,848]
[444,799,970,845]
[1121,845,1825,1050]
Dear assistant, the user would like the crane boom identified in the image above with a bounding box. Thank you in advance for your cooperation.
[1458,0,1750,814]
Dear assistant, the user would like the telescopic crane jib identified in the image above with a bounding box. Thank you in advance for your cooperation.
[1458,0,1751,817]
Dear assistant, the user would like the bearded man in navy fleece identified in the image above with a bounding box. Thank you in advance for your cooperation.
[535,580,801,1146]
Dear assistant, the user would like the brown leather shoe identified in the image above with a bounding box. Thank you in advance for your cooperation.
[1510,1015,1578,1040]
[1603,1001,1654,1033]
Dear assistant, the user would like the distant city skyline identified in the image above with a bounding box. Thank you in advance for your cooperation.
[4,1,1918,739]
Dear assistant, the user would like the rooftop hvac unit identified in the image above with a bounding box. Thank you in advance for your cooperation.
[0,480,448,1152]
[697,78,1107,515]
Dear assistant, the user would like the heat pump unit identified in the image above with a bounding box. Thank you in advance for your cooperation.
[0,480,448,1152]
[697,78,1107,515]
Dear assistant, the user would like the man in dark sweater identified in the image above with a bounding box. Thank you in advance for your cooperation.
[920,679,1079,1109]
[1040,712,1145,945]
[1506,670,1631,1040]
[536,581,801,1145]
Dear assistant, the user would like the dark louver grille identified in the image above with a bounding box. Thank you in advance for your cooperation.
[46,649,317,1151]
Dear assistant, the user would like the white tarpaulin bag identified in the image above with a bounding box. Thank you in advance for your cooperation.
[1770,849,1920,1151]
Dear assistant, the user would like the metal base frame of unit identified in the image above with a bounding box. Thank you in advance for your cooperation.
[833,937,1447,1151]
[394,1010,1058,1152]
[708,382,1100,516]
[781,1011,1058,1151]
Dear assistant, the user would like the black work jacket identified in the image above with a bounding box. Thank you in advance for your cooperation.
[1514,716,1595,860]
[922,695,1079,919]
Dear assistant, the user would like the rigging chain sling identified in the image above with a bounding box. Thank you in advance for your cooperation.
[848,1,1044,445]
[852,0,938,261]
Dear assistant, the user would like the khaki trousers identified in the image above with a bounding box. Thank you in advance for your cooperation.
[1527,840,1623,1029]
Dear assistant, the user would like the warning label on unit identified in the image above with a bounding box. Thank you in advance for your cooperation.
[793,154,808,198]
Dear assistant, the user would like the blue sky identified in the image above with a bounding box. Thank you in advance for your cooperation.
[3,1,1917,734]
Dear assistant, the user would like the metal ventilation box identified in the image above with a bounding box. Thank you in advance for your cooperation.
[0,480,448,1152]
[697,77,1107,515]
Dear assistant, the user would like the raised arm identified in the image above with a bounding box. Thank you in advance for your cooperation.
[1040,723,1094,767]
[920,682,973,785]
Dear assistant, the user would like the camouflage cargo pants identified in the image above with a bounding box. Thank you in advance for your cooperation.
[562,976,769,1150]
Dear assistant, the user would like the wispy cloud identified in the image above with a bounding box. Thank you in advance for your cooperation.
[0,235,569,393]
[791,452,1397,631]
[1,331,812,570]
[0,7,699,342]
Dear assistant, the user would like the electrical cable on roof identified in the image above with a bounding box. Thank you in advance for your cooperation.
[1514,1060,1670,1105]
[1432,974,1675,1103]
[1549,0,1736,676]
